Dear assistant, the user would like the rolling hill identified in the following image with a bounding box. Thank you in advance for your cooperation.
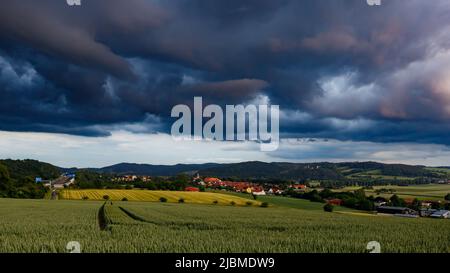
[1,159,447,184]
[88,161,443,182]
[96,162,220,176]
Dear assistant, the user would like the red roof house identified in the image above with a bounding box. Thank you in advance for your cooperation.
[185,187,200,192]
[204,177,222,184]
[326,199,343,206]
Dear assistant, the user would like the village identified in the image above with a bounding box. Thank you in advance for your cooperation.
[194,176,450,219]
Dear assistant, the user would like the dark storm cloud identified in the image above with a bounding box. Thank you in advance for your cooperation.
[1,0,450,144]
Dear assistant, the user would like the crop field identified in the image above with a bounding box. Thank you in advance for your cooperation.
[346,170,415,181]
[0,198,449,253]
[60,189,261,206]
[337,184,450,201]
[425,167,450,175]
[216,191,355,212]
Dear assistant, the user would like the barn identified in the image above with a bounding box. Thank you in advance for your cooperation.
[376,206,417,215]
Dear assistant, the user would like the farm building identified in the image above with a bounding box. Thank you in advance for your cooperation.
[376,206,417,215]
[267,188,284,195]
[326,199,343,206]
[290,184,307,191]
[420,201,433,208]
[421,200,443,208]
[430,210,450,219]
[185,187,200,192]
[35,177,50,184]
[252,190,266,196]
[374,201,387,207]
[420,209,438,217]
[394,214,419,218]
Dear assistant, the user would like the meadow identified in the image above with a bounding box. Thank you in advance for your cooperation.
[0,198,449,253]
[216,191,355,211]
[336,184,450,201]
[60,189,261,206]
[345,169,416,181]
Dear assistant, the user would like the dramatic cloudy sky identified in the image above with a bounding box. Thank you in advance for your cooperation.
[1,0,450,167]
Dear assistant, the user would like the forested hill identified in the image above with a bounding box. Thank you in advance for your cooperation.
[198,161,438,181]
[0,159,60,180]
[94,161,443,182]
[0,159,60,199]
[200,162,344,180]
[96,163,221,176]
[0,159,445,186]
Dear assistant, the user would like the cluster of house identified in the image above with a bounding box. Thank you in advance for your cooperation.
[194,175,308,196]
[111,175,152,183]
[200,177,266,195]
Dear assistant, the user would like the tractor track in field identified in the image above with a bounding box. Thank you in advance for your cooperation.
[97,203,153,231]
[118,206,159,225]
[118,206,147,222]
[97,203,111,231]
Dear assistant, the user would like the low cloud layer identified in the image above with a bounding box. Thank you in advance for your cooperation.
[2,131,450,168]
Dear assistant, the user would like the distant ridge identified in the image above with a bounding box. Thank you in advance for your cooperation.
[95,162,221,176]
[2,159,440,181]
[77,161,435,181]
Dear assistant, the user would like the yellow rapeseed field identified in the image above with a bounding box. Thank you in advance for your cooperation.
[60,189,261,206]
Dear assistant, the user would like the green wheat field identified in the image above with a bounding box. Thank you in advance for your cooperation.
[0,198,449,253]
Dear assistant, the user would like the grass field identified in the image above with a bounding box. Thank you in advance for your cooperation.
[60,189,261,206]
[346,170,415,180]
[0,198,449,253]
[336,184,450,201]
[425,167,450,175]
[216,191,354,212]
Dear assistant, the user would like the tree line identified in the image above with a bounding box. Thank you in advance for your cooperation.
[0,163,47,199]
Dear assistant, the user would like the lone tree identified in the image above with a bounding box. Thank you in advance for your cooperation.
[323,203,334,212]
[445,193,450,201]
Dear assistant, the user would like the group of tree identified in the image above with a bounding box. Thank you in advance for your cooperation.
[318,177,439,188]
[0,162,48,199]
[286,188,424,212]
[285,188,376,211]
[73,170,193,191]
[288,186,450,212]
[0,159,60,180]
